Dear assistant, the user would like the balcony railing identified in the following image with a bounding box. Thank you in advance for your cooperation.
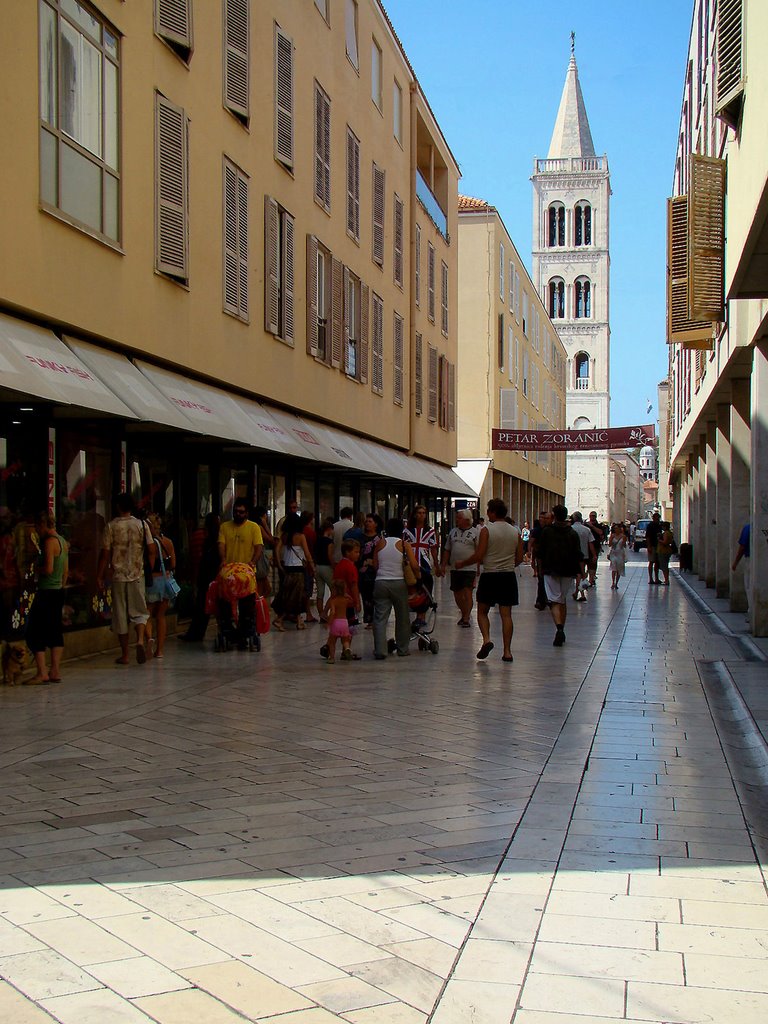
[416,170,448,240]
[576,377,590,390]
[535,156,607,174]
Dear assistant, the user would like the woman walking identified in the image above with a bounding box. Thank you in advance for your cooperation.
[144,513,176,657]
[25,512,68,684]
[358,514,382,627]
[402,505,441,628]
[372,519,420,660]
[301,511,318,622]
[607,523,627,590]
[273,513,315,631]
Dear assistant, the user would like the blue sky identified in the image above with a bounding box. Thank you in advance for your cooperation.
[383,0,694,428]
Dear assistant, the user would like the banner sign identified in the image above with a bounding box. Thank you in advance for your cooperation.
[492,424,655,452]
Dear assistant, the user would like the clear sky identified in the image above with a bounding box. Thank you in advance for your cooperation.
[383,0,694,429]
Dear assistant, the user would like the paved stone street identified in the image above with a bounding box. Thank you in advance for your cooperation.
[1,561,767,1024]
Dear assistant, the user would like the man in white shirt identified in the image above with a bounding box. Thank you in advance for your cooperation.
[440,509,479,627]
[332,507,354,563]
[570,512,596,601]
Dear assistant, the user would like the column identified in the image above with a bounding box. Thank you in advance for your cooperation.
[751,339,768,636]
[705,420,717,588]
[690,445,701,574]
[715,403,731,598]
[698,436,708,582]
[730,378,751,613]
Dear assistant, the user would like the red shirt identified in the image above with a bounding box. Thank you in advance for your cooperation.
[333,557,359,609]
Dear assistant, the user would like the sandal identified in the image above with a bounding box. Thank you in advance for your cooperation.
[272,621,285,632]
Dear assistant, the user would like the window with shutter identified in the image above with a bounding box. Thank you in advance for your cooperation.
[282,210,295,343]
[666,195,714,346]
[415,225,421,306]
[371,292,384,395]
[372,163,385,266]
[438,355,449,430]
[428,344,438,422]
[498,313,504,370]
[514,270,521,321]
[441,261,448,336]
[499,242,505,299]
[393,313,404,406]
[393,196,404,288]
[522,292,529,336]
[223,0,249,123]
[448,363,456,432]
[155,0,193,61]
[344,269,362,379]
[359,283,369,384]
[345,0,359,69]
[314,83,331,212]
[371,39,382,109]
[427,243,435,322]
[155,93,189,282]
[716,0,744,128]
[393,79,403,143]
[223,158,248,321]
[274,26,294,170]
[523,351,529,397]
[509,261,514,312]
[415,332,423,415]
[306,234,319,357]
[331,257,344,367]
[508,325,514,382]
[346,128,360,241]
[514,336,519,387]
[264,195,294,343]
[499,388,516,430]
[688,155,725,322]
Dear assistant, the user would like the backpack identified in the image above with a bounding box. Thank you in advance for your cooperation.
[541,524,582,577]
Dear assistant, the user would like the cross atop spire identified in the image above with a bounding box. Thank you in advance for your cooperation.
[547,40,596,159]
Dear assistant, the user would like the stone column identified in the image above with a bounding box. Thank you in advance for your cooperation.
[690,445,701,574]
[705,421,717,588]
[715,403,731,598]
[730,378,751,612]
[697,438,708,579]
[751,339,768,636]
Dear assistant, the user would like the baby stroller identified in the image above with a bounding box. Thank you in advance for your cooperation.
[209,562,266,652]
[388,580,439,655]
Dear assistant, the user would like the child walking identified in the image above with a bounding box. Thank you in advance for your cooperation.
[323,579,357,663]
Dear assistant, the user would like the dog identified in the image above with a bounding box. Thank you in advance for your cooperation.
[1,640,29,685]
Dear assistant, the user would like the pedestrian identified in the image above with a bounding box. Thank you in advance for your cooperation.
[607,522,628,589]
[537,504,584,647]
[314,517,335,621]
[403,505,442,628]
[323,579,358,663]
[218,498,263,647]
[97,493,154,666]
[570,512,597,600]
[332,507,354,563]
[144,513,176,658]
[456,498,523,663]
[586,511,604,585]
[521,521,531,562]
[24,512,68,684]
[252,505,276,598]
[372,519,419,659]
[343,511,366,546]
[180,512,220,642]
[333,540,361,626]
[440,509,478,627]
[732,523,751,602]
[530,510,553,610]
[645,512,663,584]
[654,523,675,586]
[301,511,318,622]
[358,514,382,627]
[273,513,315,631]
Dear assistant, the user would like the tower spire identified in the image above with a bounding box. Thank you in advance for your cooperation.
[547,38,595,159]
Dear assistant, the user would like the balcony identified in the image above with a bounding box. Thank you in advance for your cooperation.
[576,377,590,390]
[416,170,448,240]
[535,156,607,174]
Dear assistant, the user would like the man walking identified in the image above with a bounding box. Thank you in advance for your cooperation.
[530,510,553,611]
[456,498,522,662]
[645,512,663,585]
[97,494,154,665]
[218,498,263,648]
[332,507,354,563]
[537,504,583,646]
[440,509,479,627]
[570,512,596,601]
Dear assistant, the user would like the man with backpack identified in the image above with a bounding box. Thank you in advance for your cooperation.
[537,504,585,647]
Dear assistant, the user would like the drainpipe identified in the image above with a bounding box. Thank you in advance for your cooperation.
[408,80,418,458]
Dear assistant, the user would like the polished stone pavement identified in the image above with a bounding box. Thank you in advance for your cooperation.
[1,559,767,1024]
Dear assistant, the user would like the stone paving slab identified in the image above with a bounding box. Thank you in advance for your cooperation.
[0,560,766,1022]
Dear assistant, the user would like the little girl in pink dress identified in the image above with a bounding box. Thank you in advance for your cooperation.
[323,580,357,663]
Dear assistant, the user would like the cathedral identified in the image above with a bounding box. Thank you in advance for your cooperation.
[532,41,614,520]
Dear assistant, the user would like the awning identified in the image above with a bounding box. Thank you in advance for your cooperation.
[0,312,135,417]
[456,459,491,496]
[251,406,332,461]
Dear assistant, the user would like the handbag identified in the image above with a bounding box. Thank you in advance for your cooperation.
[154,538,180,603]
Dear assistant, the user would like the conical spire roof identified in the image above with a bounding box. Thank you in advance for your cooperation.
[547,41,595,159]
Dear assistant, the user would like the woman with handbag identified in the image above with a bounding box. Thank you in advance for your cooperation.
[144,513,176,658]
[371,518,420,660]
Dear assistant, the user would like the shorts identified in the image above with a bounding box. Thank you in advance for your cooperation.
[544,575,573,605]
[450,570,475,592]
[110,578,149,634]
[476,571,518,608]
[329,617,351,639]
[145,575,168,605]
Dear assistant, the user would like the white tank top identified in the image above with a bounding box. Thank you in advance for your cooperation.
[376,537,405,580]
[282,541,305,567]
[483,521,520,573]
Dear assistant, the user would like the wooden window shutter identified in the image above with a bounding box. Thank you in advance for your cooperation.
[264,196,279,334]
[306,234,319,356]
[716,0,744,128]
[283,211,295,343]
[155,94,189,280]
[688,154,726,322]
[498,313,504,369]
[415,224,421,306]
[393,196,404,287]
[346,128,360,239]
[224,0,249,121]
[372,164,385,266]
[237,173,248,316]
[415,332,423,415]
[393,314,403,406]
[156,0,193,59]
[371,292,383,395]
[499,388,516,430]
[343,266,351,373]
[359,283,369,384]
[314,84,331,211]
[223,159,248,319]
[441,261,448,335]
[331,257,343,367]
[448,362,456,432]
[274,26,294,169]
[439,355,449,429]
[666,195,713,346]
[427,243,435,321]
[428,344,438,422]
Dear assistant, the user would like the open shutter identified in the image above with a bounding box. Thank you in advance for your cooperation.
[666,196,713,347]
[264,196,279,334]
[393,196,404,287]
[342,266,351,373]
[306,235,319,356]
[393,314,403,406]
[372,163,385,266]
[283,212,294,343]
[359,283,369,384]
[331,257,343,368]
[415,224,421,306]
[448,362,456,431]
[371,293,383,395]
[428,344,438,422]
[155,94,188,280]
[156,0,193,59]
[716,0,744,128]
[274,26,294,168]
[224,0,249,121]
[346,129,360,239]
[223,161,238,314]
[427,243,435,321]
[441,261,449,335]
[688,154,726,322]
[314,85,331,211]
[237,173,248,317]
[414,333,423,415]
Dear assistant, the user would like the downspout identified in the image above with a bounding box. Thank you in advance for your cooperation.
[408,80,418,457]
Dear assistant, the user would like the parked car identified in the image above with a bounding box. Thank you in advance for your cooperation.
[633,518,671,552]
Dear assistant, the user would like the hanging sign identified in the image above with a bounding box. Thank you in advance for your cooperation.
[492,424,655,452]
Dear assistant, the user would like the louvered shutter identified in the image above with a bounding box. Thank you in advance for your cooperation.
[346,129,360,239]
[224,162,238,313]
[499,388,516,430]
[371,293,383,395]
[343,266,351,373]
[448,363,456,431]
[498,313,504,369]
[314,85,331,212]
[666,196,713,346]
[393,314,403,406]
[415,333,422,415]
[428,344,438,422]
[306,235,319,356]
[393,196,404,287]
[156,0,193,58]
[427,243,435,321]
[359,283,369,385]
[224,0,249,121]
[716,0,744,128]
[415,225,421,306]
[237,173,248,317]
[331,257,343,368]
[439,356,449,429]
[372,164,385,266]
[264,195,279,334]
[155,94,189,280]
[283,212,295,343]
[274,27,294,168]
[688,155,725,322]
[441,261,449,335]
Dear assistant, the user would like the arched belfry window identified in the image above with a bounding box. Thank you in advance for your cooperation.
[574,277,591,318]
[548,277,565,319]
[575,351,590,389]
[547,202,565,247]
[573,415,591,429]
[574,201,592,246]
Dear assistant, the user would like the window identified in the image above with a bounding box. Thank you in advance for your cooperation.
[574,201,592,246]
[427,242,435,321]
[514,336,519,387]
[509,261,515,312]
[264,195,294,344]
[393,314,404,406]
[223,158,248,320]
[514,270,521,321]
[223,0,249,123]
[534,309,540,352]
[346,128,360,240]
[522,291,529,335]
[499,388,516,430]
[415,332,423,414]
[393,79,403,143]
[523,351,529,397]
[548,278,565,319]
[533,365,539,408]
[499,242,505,299]
[393,196,404,288]
[575,352,590,389]
[39,0,120,241]
[547,202,565,246]
[371,39,382,109]
[449,362,456,432]
[438,355,450,430]
[314,83,331,211]
[306,235,331,360]
[274,25,293,169]
[372,163,385,266]
[155,93,189,281]
[345,0,358,69]
[498,313,504,370]
[314,0,329,22]
[574,277,591,318]
[155,0,193,62]
[441,261,449,336]
[508,325,514,381]
[344,269,362,378]
[522,412,528,459]
[428,344,438,421]
[371,292,384,395]
[415,224,421,306]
